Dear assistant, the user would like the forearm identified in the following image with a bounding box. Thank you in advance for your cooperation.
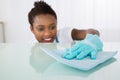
[86,29,100,36]
[72,28,100,40]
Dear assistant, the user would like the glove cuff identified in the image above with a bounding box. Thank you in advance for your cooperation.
[81,40,98,51]
[83,34,103,51]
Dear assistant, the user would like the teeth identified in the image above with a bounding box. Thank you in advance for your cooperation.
[44,38,52,41]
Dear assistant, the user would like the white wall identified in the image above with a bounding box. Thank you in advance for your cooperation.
[0,0,35,43]
[93,0,120,42]
[0,0,120,43]
[0,22,5,42]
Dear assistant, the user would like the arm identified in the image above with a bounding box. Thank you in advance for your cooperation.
[63,34,103,60]
[71,28,100,40]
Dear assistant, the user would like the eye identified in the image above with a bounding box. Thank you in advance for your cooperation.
[37,27,44,31]
[49,26,56,30]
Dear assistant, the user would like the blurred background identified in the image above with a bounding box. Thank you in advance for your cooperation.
[0,0,120,43]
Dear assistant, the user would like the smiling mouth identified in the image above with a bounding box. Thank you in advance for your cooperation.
[43,38,54,42]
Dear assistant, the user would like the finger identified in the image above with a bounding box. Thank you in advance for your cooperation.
[62,49,71,58]
[76,50,91,60]
[90,50,97,59]
[71,44,80,51]
[64,45,88,59]
[62,52,69,58]
[72,44,91,54]
[71,42,84,51]
[63,51,79,60]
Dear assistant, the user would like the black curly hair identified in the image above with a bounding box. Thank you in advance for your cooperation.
[28,0,57,26]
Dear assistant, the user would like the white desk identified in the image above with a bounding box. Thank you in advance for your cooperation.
[0,42,120,80]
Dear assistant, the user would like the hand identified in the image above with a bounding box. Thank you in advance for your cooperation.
[62,34,103,60]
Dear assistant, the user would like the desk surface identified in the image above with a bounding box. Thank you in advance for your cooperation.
[0,42,120,80]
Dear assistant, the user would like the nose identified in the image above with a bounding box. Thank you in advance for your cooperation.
[44,29,51,36]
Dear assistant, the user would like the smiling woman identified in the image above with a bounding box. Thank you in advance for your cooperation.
[28,1,100,43]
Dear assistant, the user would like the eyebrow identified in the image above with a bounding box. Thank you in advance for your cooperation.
[37,23,56,27]
[48,23,56,26]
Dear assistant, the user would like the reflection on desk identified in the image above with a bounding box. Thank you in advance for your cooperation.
[0,42,120,80]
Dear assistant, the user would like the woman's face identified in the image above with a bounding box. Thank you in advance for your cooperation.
[31,14,57,43]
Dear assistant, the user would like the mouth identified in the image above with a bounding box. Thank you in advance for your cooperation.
[42,37,54,43]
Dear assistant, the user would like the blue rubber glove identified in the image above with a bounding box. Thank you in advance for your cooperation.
[62,34,103,60]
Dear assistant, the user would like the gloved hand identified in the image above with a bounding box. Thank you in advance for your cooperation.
[62,34,103,60]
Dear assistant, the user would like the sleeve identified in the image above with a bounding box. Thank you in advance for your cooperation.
[57,27,74,43]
